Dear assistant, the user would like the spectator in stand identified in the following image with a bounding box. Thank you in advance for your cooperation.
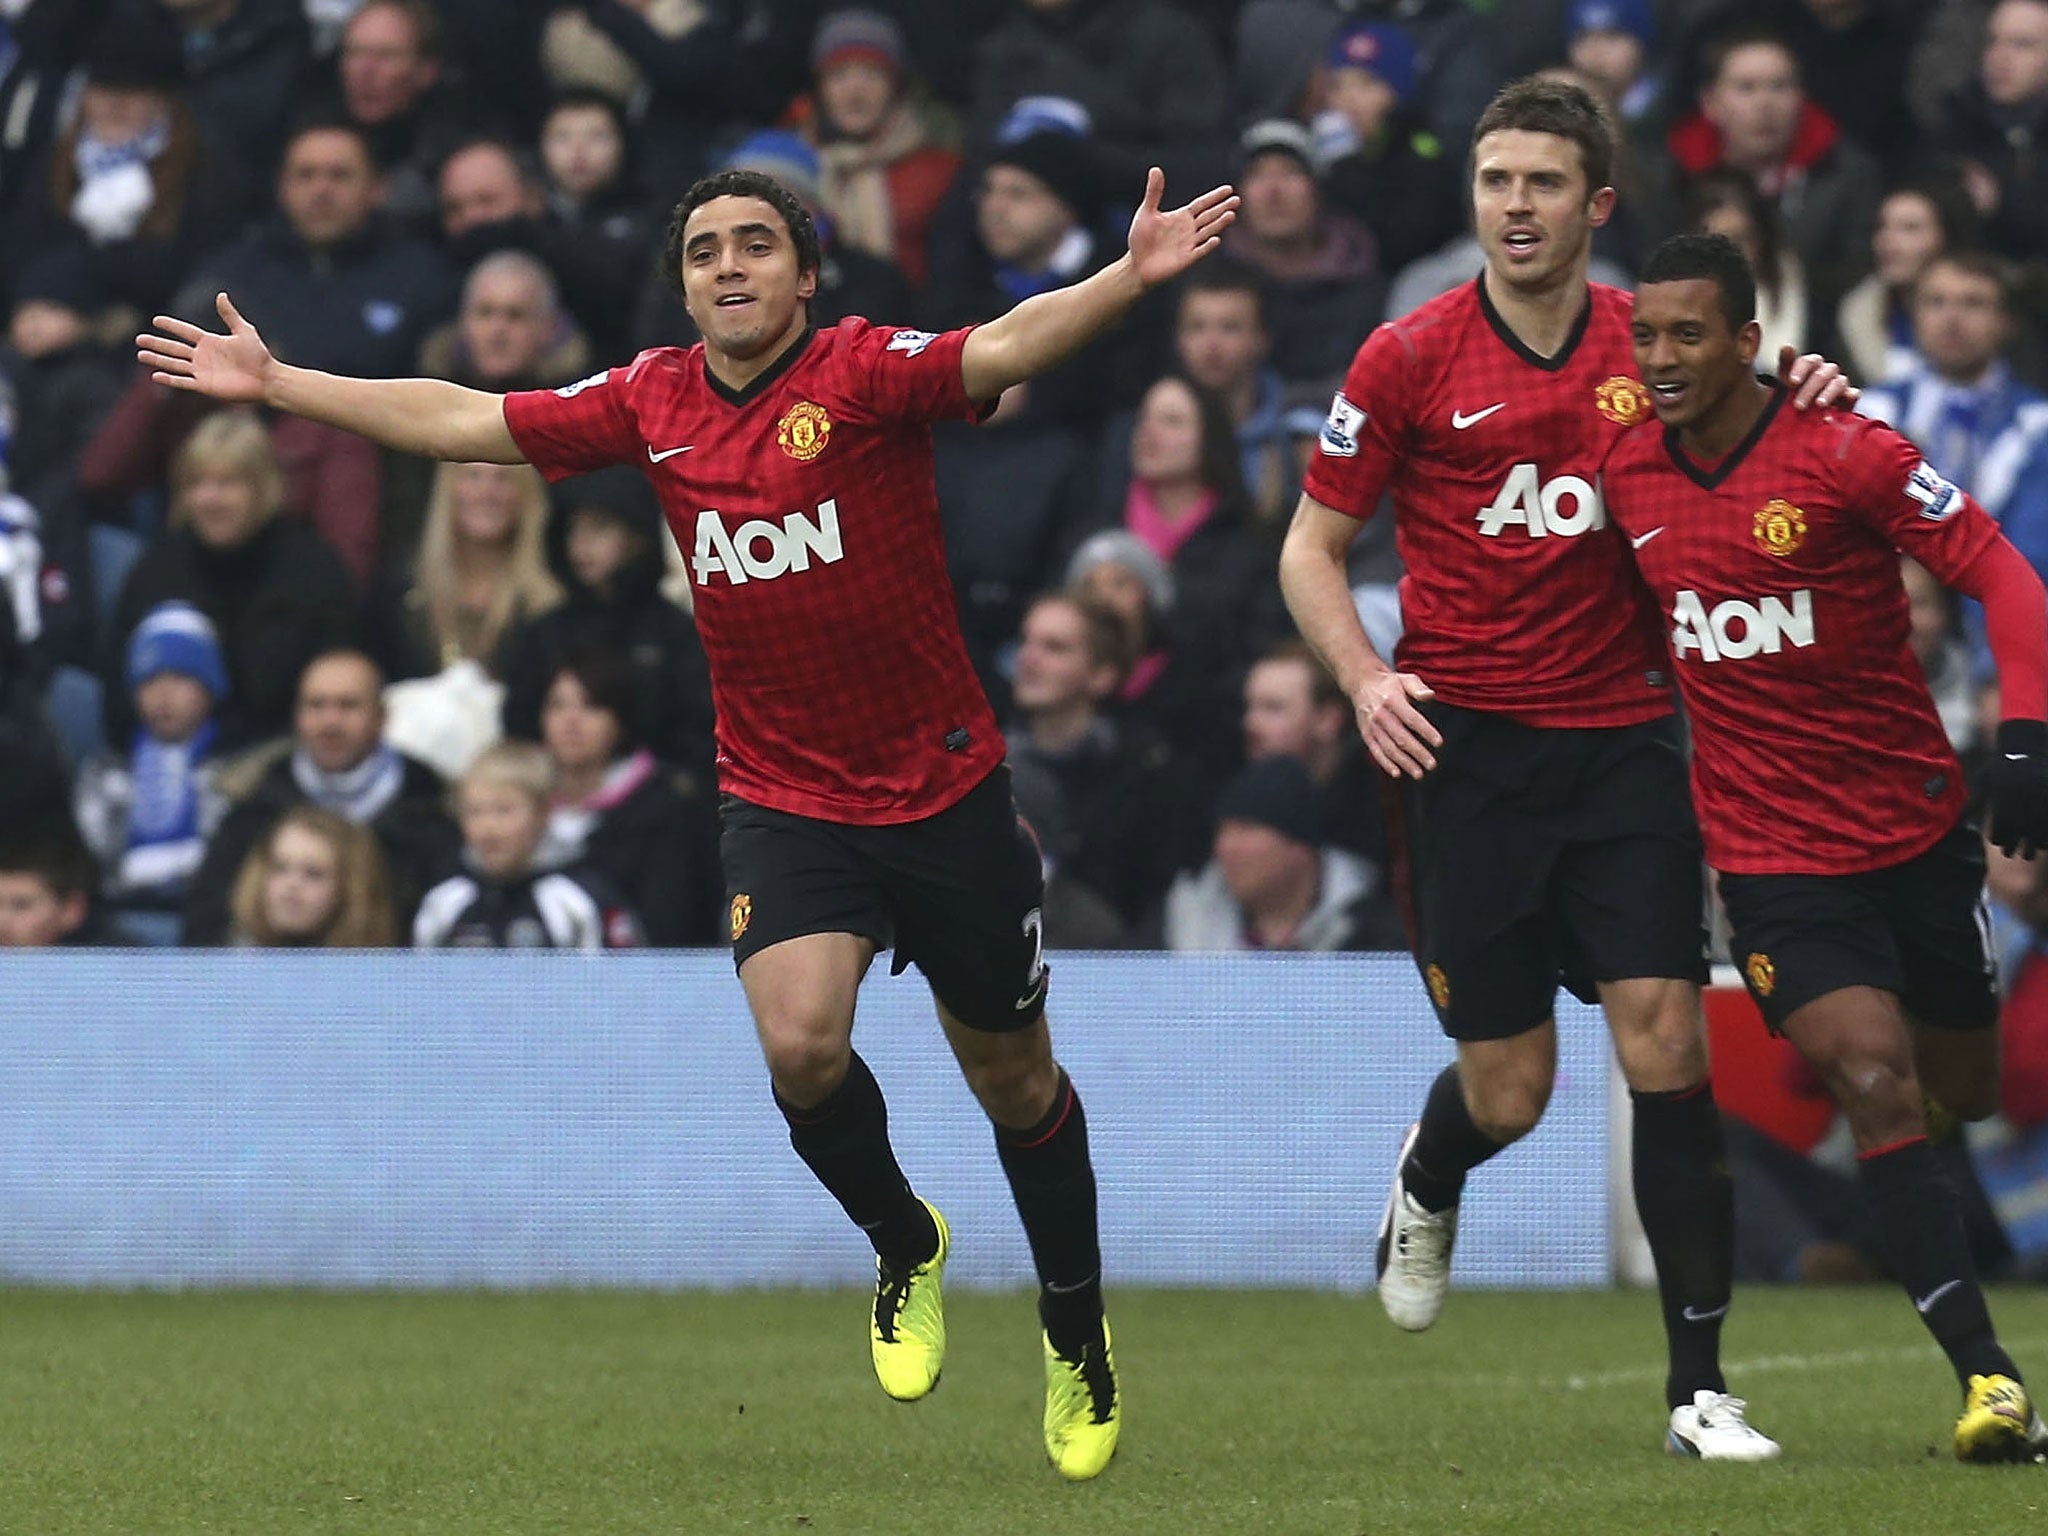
[1313,20,1463,278]
[1665,21,1881,309]
[155,0,312,211]
[224,802,397,945]
[414,738,643,950]
[434,136,551,270]
[631,131,912,353]
[74,602,234,942]
[536,89,657,358]
[2,264,133,512]
[15,30,240,330]
[0,0,115,280]
[102,411,357,751]
[808,9,963,293]
[183,648,460,943]
[0,830,115,947]
[1004,590,1199,931]
[1220,119,1383,383]
[1835,178,1981,388]
[536,645,720,946]
[323,0,490,235]
[1930,0,2048,265]
[1903,557,1983,758]
[498,465,713,776]
[171,118,456,381]
[1858,252,2048,526]
[1241,637,1386,866]
[366,459,561,684]
[1153,754,1403,953]
[1684,167,1810,361]
[419,250,594,394]
[968,0,1231,194]
[1566,0,1669,152]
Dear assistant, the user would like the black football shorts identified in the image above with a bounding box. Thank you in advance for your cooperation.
[1386,702,1708,1041]
[1718,819,1998,1034]
[718,765,1050,1032]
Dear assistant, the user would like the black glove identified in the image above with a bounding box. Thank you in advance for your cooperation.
[1985,719,2048,858]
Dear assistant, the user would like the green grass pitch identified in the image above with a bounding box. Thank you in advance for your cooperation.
[2,1286,2045,1534]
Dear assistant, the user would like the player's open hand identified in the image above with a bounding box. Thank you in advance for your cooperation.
[137,293,275,404]
[1356,670,1441,780]
[1778,347,1859,412]
[1126,168,1239,289]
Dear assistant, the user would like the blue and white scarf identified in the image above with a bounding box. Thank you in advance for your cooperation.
[292,743,406,824]
[121,719,217,892]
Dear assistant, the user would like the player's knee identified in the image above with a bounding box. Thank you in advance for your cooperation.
[1817,1050,1920,1142]
[1466,1078,1548,1145]
[757,1019,853,1105]
[961,1048,1057,1126]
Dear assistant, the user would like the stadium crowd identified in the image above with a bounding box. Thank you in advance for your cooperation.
[3,0,2048,1270]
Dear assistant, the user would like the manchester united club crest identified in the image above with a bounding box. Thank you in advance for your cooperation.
[776,401,832,461]
[1745,952,1776,997]
[1425,963,1451,1010]
[1752,498,1807,557]
[729,893,753,942]
[1595,376,1652,426]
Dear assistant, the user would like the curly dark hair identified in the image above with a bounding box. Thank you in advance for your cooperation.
[659,169,821,300]
[1640,232,1758,333]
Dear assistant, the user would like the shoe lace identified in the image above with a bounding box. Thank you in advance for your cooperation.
[1394,1203,1453,1266]
[1696,1393,1760,1436]
[1052,1338,1116,1426]
[873,1261,913,1343]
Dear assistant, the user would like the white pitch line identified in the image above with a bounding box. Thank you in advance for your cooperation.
[1556,1335,2048,1393]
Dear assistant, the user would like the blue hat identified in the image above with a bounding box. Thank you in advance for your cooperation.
[1566,0,1654,46]
[126,602,228,699]
[997,95,1092,145]
[1326,22,1419,106]
[724,129,823,212]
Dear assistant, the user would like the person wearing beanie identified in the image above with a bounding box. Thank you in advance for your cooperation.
[1315,20,1462,276]
[73,601,233,938]
[1223,118,1384,382]
[809,6,962,290]
[1155,753,1402,951]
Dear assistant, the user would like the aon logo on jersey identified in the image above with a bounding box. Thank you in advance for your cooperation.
[691,500,843,585]
[1475,463,1606,537]
[1672,589,1814,662]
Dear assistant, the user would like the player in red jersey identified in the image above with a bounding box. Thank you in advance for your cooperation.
[137,165,1239,1481]
[1606,230,2048,1463]
[1278,78,1854,1460]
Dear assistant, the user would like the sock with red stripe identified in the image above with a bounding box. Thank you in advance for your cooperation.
[994,1067,1103,1356]
[1857,1134,2017,1386]
[775,1050,937,1268]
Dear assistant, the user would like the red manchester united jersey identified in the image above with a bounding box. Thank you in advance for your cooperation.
[503,319,1003,824]
[1302,279,1672,728]
[1601,390,1998,875]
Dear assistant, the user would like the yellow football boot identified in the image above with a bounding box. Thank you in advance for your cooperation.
[1954,1373,2040,1464]
[870,1201,948,1402]
[1043,1318,1120,1480]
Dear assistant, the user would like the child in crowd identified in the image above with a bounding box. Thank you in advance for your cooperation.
[0,831,109,947]
[226,804,397,947]
[74,602,231,941]
[413,739,642,950]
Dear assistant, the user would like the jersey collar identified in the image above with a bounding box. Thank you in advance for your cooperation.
[1662,378,1785,490]
[1477,273,1592,372]
[703,324,817,408]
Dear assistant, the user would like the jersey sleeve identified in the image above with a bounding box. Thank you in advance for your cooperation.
[502,363,644,483]
[1300,322,1413,521]
[834,318,988,428]
[1838,417,2002,585]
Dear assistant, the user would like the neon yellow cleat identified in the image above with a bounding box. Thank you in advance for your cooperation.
[1042,1318,1120,1480]
[870,1201,948,1402]
[1954,1373,2038,1464]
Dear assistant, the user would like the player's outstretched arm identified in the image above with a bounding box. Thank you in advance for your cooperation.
[1952,536,2048,856]
[959,168,1238,402]
[138,293,525,464]
[1279,493,1441,779]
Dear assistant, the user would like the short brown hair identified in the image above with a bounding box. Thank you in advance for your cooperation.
[1255,638,1345,712]
[1033,590,1133,677]
[1471,76,1616,196]
[1916,249,2017,314]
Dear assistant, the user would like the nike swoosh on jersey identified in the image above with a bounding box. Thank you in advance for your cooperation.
[1631,527,1666,549]
[647,444,694,463]
[1451,403,1506,429]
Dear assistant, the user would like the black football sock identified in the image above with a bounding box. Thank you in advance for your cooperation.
[1857,1136,2018,1386]
[775,1050,938,1268]
[993,1068,1103,1358]
[1631,1081,1733,1409]
[1402,1064,1507,1214]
